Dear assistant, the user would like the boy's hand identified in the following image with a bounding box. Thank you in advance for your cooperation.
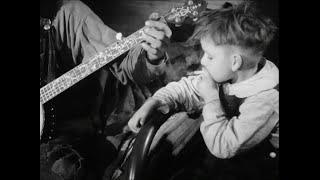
[128,98,160,133]
[196,69,219,103]
[141,12,172,63]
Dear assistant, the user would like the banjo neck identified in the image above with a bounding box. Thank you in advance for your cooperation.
[40,29,144,104]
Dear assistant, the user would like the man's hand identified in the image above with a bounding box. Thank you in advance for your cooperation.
[196,69,219,103]
[128,98,161,133]
[141,12,172,63]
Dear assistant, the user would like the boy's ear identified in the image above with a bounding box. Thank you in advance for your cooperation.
[231,54,242,72]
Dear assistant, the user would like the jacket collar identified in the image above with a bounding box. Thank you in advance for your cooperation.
[224,59,279,98]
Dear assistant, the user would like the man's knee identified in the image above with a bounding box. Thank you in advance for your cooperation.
[53,0,93,32]
[58,0,92,18]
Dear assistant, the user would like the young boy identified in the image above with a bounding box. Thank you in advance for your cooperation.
[128,1,278,178]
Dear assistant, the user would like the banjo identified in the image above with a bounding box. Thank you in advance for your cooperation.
[40,0,207,138]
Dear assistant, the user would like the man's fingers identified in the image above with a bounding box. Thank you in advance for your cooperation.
[141,42,165,60]
[143,29,170,52]
[145,20,172,38]
[141,43,157,54]
[144,28,165,41]
[142,32,162,48]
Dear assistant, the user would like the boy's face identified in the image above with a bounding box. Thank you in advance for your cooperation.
[200,36,234,83]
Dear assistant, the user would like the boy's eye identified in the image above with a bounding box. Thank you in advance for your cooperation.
[206,55,213,60]
[204,53,213,61]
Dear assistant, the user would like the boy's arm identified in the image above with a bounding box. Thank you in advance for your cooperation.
[200,89,279,159]
[128,97,164,133]
[128,75,203,133]
[152,76,203,112]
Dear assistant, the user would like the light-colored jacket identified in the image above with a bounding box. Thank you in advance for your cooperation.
[152,60,279,158]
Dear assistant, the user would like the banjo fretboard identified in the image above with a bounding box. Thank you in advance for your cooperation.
[40,28,144,104]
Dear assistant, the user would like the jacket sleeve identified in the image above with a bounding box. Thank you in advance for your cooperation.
[112,41,196,86]
[152,75,203,112]
[108,45,167,85]
[200,89,279,159]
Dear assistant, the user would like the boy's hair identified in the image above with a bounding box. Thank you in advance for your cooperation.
[190,1,277,68]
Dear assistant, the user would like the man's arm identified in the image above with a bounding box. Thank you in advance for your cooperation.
[110,39,192,86]
[108,45,167,85]
[200,89,279,159]
[112,13,187,86]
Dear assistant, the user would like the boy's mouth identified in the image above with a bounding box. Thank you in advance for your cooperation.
[201,66,209,73]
